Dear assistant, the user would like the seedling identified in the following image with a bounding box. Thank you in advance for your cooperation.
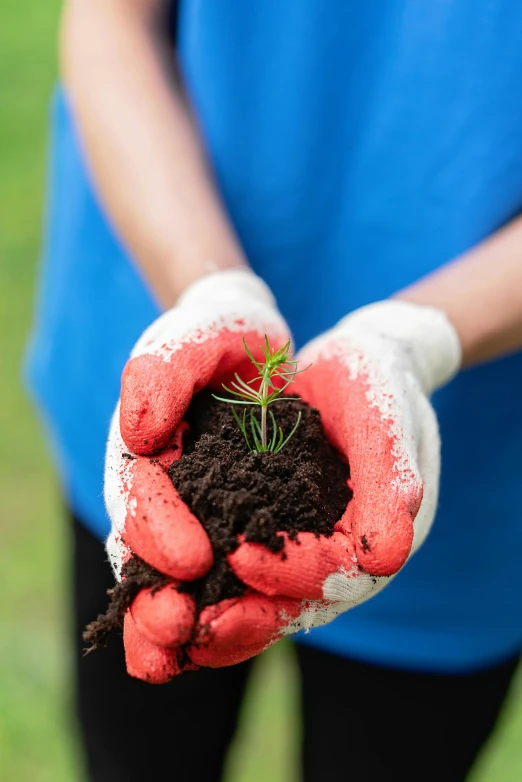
[212,336,310,453]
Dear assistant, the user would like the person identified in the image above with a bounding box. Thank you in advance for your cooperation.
[26,0,522,779]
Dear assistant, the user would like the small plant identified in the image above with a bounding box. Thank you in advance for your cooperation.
[212,336,310,453]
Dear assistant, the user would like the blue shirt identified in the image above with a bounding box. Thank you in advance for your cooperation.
[26,0,522,672]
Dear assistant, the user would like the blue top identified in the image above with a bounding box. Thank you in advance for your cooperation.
[26,0,522,672]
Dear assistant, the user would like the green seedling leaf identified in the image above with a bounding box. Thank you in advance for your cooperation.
[213,335,310,453]
[274,411,302,454]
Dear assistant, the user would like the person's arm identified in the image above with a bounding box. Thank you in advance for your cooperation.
[61,0,248,309]
[397,216,522,367]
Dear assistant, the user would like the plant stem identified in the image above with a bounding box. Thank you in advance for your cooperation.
[212,335,310,454]
[260,378,268,448]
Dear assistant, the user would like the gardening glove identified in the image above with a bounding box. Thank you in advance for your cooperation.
[188,300,462,665]
[104,269,290,682]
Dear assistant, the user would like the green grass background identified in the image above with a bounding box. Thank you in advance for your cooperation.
[1,2,521,779]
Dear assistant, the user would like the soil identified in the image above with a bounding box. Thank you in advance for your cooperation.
[83,391,351,652]
[83,556,168,651]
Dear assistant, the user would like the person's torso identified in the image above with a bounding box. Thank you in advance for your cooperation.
[26,0,522,669]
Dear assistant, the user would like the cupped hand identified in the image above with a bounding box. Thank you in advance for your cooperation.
[103,269,290,682]
[198,301,462,658]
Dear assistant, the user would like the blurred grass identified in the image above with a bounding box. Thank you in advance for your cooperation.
[0,1,79,780]
[0,1,521,780]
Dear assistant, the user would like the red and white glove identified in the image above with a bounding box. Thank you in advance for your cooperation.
[191,300,462,666]
[105,279,461,681]
[104,269,290,682]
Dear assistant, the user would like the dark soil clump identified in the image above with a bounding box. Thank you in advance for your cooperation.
[170,392,351,608]
[84,391,351,651]
[83,556,168,652]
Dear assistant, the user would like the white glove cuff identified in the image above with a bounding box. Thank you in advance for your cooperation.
[337,300,462,394]
[177,268,277,311]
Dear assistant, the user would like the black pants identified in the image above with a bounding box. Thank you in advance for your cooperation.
[73,515,519,782]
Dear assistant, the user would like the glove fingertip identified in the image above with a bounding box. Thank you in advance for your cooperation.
[195,593,290,648]
[228,532,356,600]
[120,354,191,455]
[123,612,181,683]
[354,507,416,576]
[123,459,214,581]
[188,640,278,668]
[131,585,196,648]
